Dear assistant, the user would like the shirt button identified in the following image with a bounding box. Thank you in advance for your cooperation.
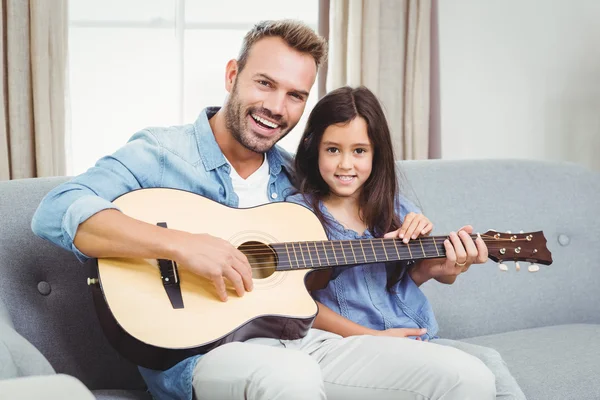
[271,193,278,199]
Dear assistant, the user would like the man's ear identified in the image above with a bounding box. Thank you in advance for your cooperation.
[225,59,239,93]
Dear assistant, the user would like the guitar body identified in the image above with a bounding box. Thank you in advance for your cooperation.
[92,188,326,371]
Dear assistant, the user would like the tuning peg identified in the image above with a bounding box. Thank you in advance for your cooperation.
[515,262,521,271]
[528,263,540,272]
[498,263,508,272]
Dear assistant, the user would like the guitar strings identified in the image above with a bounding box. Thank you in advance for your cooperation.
[213,244,542,270]
[224,235,538,252]
[239,252,543,270]
[232,243,541,259]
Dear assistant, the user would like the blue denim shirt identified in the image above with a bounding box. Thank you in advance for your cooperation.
[286,193,439,340]
[31,107,296,400]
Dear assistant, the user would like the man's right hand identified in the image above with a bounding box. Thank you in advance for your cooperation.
[171,232,254,302]
[74,210,254,303]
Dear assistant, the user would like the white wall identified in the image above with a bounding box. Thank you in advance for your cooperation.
[438,0,600,170]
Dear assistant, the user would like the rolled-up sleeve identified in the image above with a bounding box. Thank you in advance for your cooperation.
[31,130,163,262]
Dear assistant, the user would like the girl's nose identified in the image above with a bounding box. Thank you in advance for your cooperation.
[338,155,352,169]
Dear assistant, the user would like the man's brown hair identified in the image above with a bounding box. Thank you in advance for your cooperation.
[237,20,328,72]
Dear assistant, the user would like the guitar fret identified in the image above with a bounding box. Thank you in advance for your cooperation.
[298,242,308,268]
[313,242,322,266]
[298,242,306,267]
[322,242,331,266]
[406,241,413,259]
[339,241,348,264]
[359,241,367,263]
[419,239,427,258]
[392,239,401,260]
[284,243,293,269]
[349,241,358,263]
[432,237,440,256]
[291,242,301,268]
[381,239,389,261]
[304,242,314,267]
[370,240,378,262]
[331,241,339,265]
[384,241,402,262]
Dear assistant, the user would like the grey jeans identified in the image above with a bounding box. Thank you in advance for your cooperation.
[192,329,526,400]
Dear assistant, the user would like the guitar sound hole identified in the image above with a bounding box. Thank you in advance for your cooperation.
[238,241,278,279]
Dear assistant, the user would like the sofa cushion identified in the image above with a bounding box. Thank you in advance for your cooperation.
[462,324,600,400]
[0,374,95,400]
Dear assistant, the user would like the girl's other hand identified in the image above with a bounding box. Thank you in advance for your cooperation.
[373,327,428,341]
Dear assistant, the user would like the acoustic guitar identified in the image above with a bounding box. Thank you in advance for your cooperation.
[88,188,553,370]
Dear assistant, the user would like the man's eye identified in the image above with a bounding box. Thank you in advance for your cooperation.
[258,80,271,87]
[290,93,304,101]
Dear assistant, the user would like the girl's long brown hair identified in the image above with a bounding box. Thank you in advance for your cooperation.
[294,86,408,290]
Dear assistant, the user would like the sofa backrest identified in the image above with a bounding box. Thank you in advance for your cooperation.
[0,177,146,391]
[401,159,600,339]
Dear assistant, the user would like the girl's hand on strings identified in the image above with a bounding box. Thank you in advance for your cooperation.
[384,213,433,244]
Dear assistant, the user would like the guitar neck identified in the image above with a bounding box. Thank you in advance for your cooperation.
[270,235,465,271]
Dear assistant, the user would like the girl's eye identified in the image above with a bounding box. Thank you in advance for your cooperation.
[326,147,339,153]
[355,148,367,154]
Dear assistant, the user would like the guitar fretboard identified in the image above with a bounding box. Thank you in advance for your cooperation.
[270,236,454,270]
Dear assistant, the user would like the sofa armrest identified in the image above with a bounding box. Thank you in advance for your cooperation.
[0,320,55,379]
[0,374,95,399]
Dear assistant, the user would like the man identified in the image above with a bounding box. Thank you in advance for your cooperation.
[33,20,498,400]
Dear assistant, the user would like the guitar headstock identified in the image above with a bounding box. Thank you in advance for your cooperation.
[481,230,553,266]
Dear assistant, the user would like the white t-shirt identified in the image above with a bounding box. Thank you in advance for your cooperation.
[225,155,271,208]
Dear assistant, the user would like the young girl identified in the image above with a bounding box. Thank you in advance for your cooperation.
[288,86,526,400]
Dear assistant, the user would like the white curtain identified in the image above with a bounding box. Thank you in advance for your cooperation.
[0,0,68,180]
[326,0,435,160]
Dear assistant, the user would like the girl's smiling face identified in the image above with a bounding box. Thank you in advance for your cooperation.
[318,116,373,201]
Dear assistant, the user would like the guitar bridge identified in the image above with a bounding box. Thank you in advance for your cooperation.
[157,222,184,309]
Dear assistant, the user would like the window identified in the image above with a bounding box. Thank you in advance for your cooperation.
[68,0,319,175]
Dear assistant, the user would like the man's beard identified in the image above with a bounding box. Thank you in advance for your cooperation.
[225,81,292,154]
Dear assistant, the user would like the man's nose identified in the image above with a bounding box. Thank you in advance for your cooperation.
[262,91,286,118]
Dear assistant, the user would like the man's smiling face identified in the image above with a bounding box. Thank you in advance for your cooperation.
[224,36,317,153]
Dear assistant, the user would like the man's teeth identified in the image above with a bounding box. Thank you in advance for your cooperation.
[251,114,279,128]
